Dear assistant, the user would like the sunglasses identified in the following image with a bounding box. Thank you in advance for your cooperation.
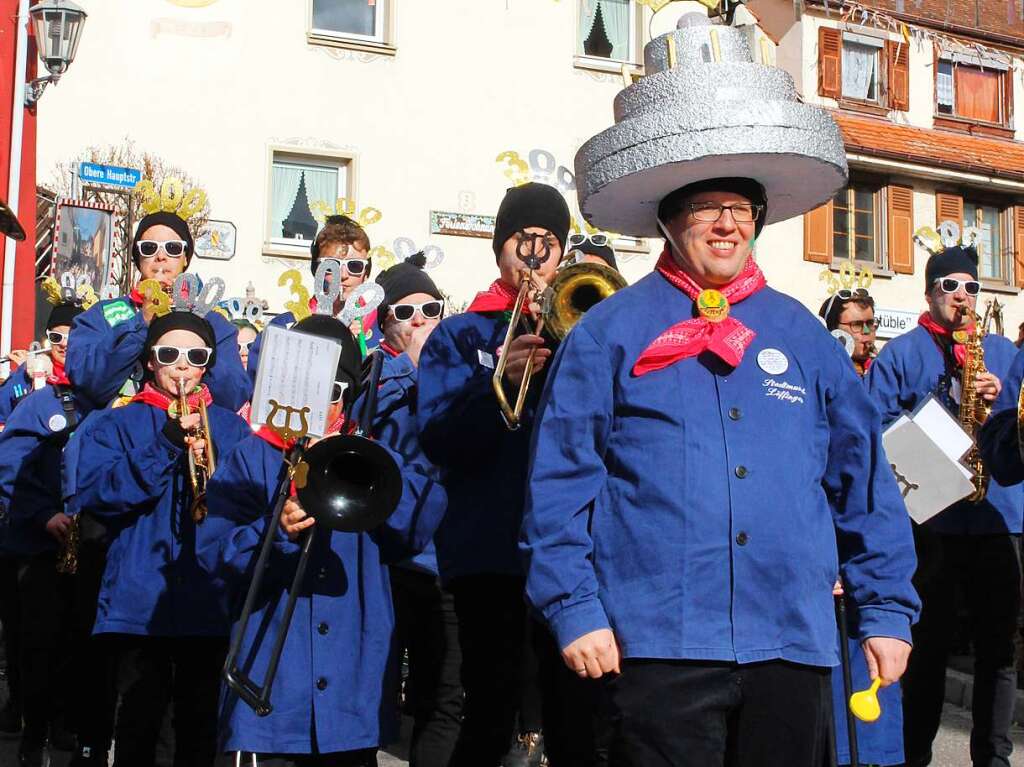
[567,233,610,248]
[45,330,68,345]
[390,300,444,323]
[935,277,981,296]
[330,380,349,404]
[136,240,188,258]
[824,287,871,320]
[238,340,254,354]
[152,345,213,367]
[323,258,368,277]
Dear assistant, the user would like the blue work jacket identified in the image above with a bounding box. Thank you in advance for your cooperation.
[417,310,538,582]
[67,296,251,411]
[0,384,88,557]
[980,343,1024,486]
[867,325,1023,534]
[73,399,250,637]
[0,367,33,426]
[521,272,919,667]
[198,430,446,754]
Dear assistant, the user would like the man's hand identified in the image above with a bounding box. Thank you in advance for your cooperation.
[45,512,73,543]
[832,578,844,596]
[280,497,315,542]
[975,371,1002,403]
[7,349,27,367]
[561,628,621,679]
[502,334,550,388]
[862,636,912,687]
[406,323,436,368]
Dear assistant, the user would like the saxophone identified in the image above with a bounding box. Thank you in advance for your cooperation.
[960,305,993,502]
[56,515,80,574]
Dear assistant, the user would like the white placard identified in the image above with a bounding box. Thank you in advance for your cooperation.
[251,325,341,439]
[875,308,918,340]
[911,394,973,463]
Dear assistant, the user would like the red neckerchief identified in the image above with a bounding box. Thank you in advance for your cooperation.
[128,286,145,307]
[379,341,401,358]
[130,382,213,411]
[46,360,70,386]
[632,247,767,375]
[254,414,352,452]
[466,280,521,314]
[854,357,874,377]
[918,312,972,368]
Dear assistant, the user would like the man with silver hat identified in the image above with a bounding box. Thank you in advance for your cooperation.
[520,14,918,765]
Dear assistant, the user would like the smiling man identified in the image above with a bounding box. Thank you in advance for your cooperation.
[521,174,919,766]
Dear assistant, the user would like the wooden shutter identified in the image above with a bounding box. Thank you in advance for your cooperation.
[887,184,915,274]
[1014,205,1024,287]
[935,192,964,227]
[804,201,833,263]
[886,40,910,111]
[1002,69,1014,127]
[818,27,842,99]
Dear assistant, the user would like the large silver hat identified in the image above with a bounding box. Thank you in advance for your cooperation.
[575,14,848,238]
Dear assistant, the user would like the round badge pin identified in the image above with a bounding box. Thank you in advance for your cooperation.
[757,348,789,375]
[48,414,67,432]
[696,289,730,323]
[952,330,969,344]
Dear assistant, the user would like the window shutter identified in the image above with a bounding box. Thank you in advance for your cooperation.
[887,184,914,274]
[818,27,842,99]
[1002,70,1014,127]
[1014,205,1024,287]
[886,40,910,111]
[935,192,964,227]
[804,201,833,263]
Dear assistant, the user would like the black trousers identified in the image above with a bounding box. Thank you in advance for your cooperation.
[110,635,226,767]
[16,550,75,745]
[605,659,830,766]
[902,530,1022,767]
[0,553,22,716]
[390,566,463,767]
[230,750,377,766]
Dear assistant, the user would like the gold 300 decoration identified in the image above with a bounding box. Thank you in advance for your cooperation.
[309,198,383,228]
[134,178,208,221]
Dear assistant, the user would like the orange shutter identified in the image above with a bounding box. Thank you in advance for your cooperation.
[1014,205,1024,287]
[886,41,910,111]
[935,192,964,227]
[818,27,842,99]
[804,201,833,263]
[887,184,914,274]
[1002,70,1014,127]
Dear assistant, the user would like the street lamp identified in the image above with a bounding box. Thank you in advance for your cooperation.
[24,0,87,106]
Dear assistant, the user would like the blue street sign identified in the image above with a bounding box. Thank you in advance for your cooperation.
[78,162,142,189]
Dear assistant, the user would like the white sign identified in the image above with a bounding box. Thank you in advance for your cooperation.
[251,325,342,439]
[875,308,917,340]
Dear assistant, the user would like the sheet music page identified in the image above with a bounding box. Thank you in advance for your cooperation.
[910,394,974,463]
[251,325,341,438]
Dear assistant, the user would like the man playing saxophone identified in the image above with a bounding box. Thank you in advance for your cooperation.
[867,234,1021,767]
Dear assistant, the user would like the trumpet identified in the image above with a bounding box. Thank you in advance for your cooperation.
[175,378,215,523]
[492,243,626,430]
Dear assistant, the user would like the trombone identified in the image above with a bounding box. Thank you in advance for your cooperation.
[175,378,216,523]
[492,240,625,430]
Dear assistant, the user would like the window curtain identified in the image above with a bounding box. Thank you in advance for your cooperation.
[302,166,339,222]
[579,0,630,60]
[956,66,1000,123]
[936,62,955,110]
[966,203,1002,279]
[269,165,303,239]
[312,0,376,37]
[841,42,876,100]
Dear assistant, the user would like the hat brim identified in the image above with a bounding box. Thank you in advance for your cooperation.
[0,200,25,241]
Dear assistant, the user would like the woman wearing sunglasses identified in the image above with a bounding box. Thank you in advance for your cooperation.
[70,311,251,767]
[65,211,251,412]
[197,316,446,767]
[867,239,1022,767]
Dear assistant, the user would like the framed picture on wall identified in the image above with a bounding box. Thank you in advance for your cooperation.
[52,198,115,294]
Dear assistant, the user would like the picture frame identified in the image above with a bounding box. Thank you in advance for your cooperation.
[52,198,115,295]
[195,219,237,261]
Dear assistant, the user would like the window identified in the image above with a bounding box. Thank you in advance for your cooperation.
[840,34,882,103]
[832,181,883,265]
[935,53,1010,125]
[935,191,1018,287]
[310,0,389,44]
[576,0,639,65]
[964,199,1007,281]
[267,152,349,250]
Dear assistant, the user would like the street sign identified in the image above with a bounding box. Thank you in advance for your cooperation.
[78,162,142,190]
[876,307,918,340]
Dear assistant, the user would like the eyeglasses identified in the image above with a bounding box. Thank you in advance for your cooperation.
[45,330,68,345]
[152,345,213,367]
[935,277,981,296]
[688,202,764,223]
[136,240,188,258]
[324,258,369,277]
[330,380,349,404]
[837,319,879,335]
[238,340,254,354]
[390,300,444,323]
[567,233,609,248]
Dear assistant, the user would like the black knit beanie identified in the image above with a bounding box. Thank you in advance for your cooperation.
[375,253,443,329]
[925,245,979,288]
[658,177,768,237]
[47,303,83,329]
[293,315,362,401]
[143,312,217,371]
[571,240,618,270]
[491,183,571,260]
[132,212,194,268]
